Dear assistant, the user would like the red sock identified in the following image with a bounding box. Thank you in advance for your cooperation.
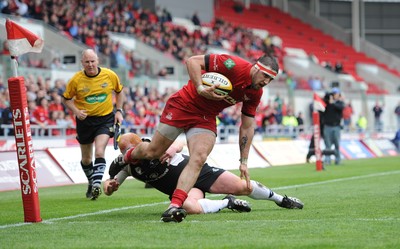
[170,189,188,208]
[124,146,139,164]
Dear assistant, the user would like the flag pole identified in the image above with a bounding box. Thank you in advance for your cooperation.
[312,92,326,171]
[11,56,18,77]
[6,18,43,223]
[312,111,323,171]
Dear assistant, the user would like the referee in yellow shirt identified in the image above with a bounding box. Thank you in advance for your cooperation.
[63,49,124,200]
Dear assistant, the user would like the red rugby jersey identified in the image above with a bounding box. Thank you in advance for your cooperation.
[178,54,262,117]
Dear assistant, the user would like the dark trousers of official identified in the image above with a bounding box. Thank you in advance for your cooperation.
[323,125,341,165]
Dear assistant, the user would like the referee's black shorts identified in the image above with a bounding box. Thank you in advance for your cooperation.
[76,113,115,144]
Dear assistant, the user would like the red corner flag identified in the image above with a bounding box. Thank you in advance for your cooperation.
[5,19,44,57]
[313,92,326,112]
[312,92,326,171]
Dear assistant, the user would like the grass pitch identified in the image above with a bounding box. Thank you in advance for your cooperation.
[1,156,399,249]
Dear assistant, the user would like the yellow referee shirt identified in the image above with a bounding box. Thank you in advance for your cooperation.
[63,67,123,116]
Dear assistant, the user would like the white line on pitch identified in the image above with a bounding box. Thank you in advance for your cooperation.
[273,170,400,190]
[1,170,399,230]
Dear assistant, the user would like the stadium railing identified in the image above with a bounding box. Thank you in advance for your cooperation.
[0,124,308,140]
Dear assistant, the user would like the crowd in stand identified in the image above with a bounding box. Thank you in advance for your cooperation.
[3,1,398,138]
[1,0,283,76]
[0,71,309,137]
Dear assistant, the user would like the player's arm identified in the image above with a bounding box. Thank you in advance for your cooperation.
[186,54,206,91]
[238,114,255,189]
[114,90,124,124]
[186,54,223,100]
[62,97,79,115]
[104,155,129,196]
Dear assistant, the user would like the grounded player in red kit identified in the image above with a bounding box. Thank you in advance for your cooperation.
[124,53,279,222]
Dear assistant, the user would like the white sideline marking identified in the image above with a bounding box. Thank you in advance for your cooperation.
[272,170,400,191]
[1,170,399,230]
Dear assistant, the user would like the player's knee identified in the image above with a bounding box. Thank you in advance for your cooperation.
[189,153,208,169]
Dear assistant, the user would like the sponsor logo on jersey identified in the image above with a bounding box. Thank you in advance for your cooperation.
[213,56,218,70]
[81,86,90,93]
[223,95,237,105]
[223,58,236,70]
[85,93,107,103]
[101,82,108,88]
[134,167,143,175]
[223,93,250,105]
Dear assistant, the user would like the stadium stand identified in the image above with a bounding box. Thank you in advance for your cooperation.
[1,0,400,140]
[213,0,400,95]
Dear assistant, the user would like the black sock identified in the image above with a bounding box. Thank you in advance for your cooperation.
[81,161,93,185]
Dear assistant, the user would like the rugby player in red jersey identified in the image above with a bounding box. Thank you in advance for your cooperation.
[124,54,279,222]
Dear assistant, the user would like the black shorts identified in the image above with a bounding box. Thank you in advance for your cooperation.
[145,155,225,199]
[193,162,225,195]
[76,113,115,144]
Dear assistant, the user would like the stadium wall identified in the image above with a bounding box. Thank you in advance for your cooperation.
[0,137,397,192]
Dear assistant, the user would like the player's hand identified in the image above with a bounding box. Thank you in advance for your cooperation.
[113,154,125,165]
[160,146,176,164]
[76,109,87,120]
[198,84,227,101]
[239,163,251,189]
[104,179,119,195]
[115,111,123,124]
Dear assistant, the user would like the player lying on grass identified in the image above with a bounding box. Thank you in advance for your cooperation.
[104,133,303,222]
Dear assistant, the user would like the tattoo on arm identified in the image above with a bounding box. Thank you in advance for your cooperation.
[240,135,248,152]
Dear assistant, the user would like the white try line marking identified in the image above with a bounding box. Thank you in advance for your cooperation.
[1,170,399,230]
[273,170,400,190]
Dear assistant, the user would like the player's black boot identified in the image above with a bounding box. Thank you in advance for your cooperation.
[276,195,304,209]
[224,194,251,212]
[161,207,187,223]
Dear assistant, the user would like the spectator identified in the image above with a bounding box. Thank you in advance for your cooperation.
[191,11,201,26]
[372,101,384,132]
[308,76,322,90]
[0,89,13,136]
[334,61,343,73]
[69,20,80,39]
[233,1,245,13]
[356,114,367,133]
[323,88,344,165]
[261,102,277,132]
[14,0,28,17]
[48,111,61,136]
[342,101,353,132]
[273,101,283,125]
[296,112,304,133]
[32,97,50,135]
[322,61,332,71]
[50,57,66,69]
[282,109,298,135]
[56,111,75,134]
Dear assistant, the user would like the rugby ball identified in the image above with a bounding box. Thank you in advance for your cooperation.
[201,72,232,95]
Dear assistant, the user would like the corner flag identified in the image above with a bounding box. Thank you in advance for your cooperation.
[6,19,44,57]
[6,19,44,223]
